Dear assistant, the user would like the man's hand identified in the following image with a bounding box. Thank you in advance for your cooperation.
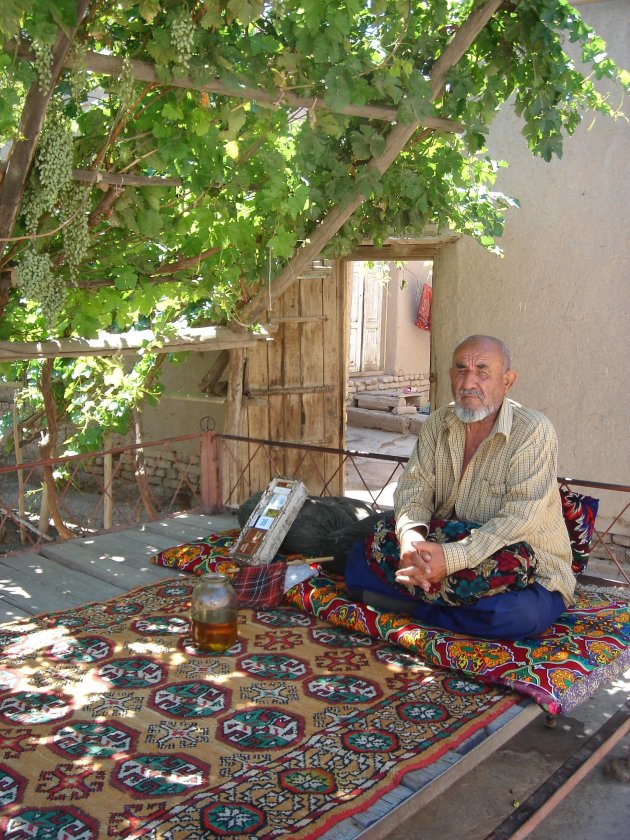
[396,530,447,592]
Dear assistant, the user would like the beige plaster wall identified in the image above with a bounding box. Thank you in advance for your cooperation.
[143,352,227,450]
[433,1,629,496]
[385,261,432,377]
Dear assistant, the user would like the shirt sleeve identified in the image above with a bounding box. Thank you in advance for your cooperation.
[394,413,439,540]
[441,416,560,575]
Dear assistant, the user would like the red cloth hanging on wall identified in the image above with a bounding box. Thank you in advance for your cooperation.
[415,283,432,331]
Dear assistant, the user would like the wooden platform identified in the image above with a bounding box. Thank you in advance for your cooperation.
[0,510,239,624]
[0,509,541,838]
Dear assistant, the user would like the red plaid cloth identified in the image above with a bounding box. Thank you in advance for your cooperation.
[151,532,291,608]
[230,562,288,608]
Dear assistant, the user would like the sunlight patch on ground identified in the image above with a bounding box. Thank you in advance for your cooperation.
[0,581,33,599]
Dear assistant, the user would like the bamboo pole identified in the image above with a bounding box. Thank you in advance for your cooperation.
[38,482,49,535]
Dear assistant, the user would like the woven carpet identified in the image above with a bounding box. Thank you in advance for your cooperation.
[0,579,517,839]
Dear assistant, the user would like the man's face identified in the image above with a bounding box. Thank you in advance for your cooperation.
[449,339,516,423]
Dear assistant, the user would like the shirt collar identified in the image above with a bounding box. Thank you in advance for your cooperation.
[444,398,514,440]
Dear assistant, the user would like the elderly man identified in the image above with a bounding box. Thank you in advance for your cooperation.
[345,335,575,639]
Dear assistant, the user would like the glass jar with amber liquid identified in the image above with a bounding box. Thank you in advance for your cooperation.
[191,573,238,652]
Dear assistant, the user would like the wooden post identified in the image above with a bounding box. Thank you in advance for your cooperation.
[12,398,26,543]
[200,431,222,512]
[103,431,113,531]
[223,349,246,505]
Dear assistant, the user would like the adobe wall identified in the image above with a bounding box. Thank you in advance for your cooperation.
[432,0,629,554]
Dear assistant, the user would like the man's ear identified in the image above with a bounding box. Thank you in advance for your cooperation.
[504,370,517,392]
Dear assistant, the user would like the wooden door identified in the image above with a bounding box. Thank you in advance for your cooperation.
[348,262,385,372]
[224,264,347,504]
[348,265,363,372]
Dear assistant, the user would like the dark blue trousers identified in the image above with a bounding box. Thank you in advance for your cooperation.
[345,542,566,640]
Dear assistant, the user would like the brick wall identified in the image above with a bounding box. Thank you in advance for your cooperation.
[590,531,630,570]
[83,446,202,502]
[347,372,431,407]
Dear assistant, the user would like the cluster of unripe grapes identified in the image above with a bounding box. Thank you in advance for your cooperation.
[23,118,73,233]
[36,119,74,212]
[117,56,135,109]
[18,114,88,317]
[62,184,90,280]
[16,249,67,323]
[171,11,196,72]
[32,42,53,94]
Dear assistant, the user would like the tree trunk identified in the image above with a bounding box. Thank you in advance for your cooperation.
[0,0,90,261]
[132,356,164,519]
[132,410,158,519]
[39,359,73,539]
[222,349,246,503]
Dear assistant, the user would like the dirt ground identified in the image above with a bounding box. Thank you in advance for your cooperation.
[0,469,176,557]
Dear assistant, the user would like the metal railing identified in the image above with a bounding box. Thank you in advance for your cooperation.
[0,433,204,550]
[1,430,628,587]
[213,433,630,587]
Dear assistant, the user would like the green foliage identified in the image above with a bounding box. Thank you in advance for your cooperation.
[0,0,627,455]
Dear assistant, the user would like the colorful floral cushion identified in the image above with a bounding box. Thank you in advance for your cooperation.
[560,488,600,575]
[151,531,288,607]
[365,516,536,607]
[284,573,630,715]
[151,529,242,575]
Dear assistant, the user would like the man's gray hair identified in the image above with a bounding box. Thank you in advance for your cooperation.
[454,335,512,372]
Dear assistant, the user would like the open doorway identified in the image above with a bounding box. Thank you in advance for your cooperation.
[347,259,433,406]
[344,259,433,505]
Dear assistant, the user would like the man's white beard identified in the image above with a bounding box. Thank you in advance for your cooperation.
[454,403,496,423]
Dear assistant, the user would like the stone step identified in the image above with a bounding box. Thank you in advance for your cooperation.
[346,406,428,435]
[355,392,425,411]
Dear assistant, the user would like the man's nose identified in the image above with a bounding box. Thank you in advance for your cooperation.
[460,369,478,388]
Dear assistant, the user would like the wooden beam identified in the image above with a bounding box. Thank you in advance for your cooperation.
[199,348,230,395]
[0,163,183,189]
[341,236,459,260]
[236,0,503,326]
[66,49,463,132]
[0,325,274,362]
[5,41,463,132]
[71,169,182,188]
[246,385,335,397]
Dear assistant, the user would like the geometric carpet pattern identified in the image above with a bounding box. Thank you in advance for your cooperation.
[0,578,517,838]
[151,533,630,716]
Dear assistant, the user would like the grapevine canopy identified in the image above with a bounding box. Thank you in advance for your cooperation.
[0,0,627,453]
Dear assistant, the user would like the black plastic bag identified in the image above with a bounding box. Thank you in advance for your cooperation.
[237,493,380,570]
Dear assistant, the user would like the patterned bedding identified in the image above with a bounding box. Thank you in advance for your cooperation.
[152,533,630,715]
